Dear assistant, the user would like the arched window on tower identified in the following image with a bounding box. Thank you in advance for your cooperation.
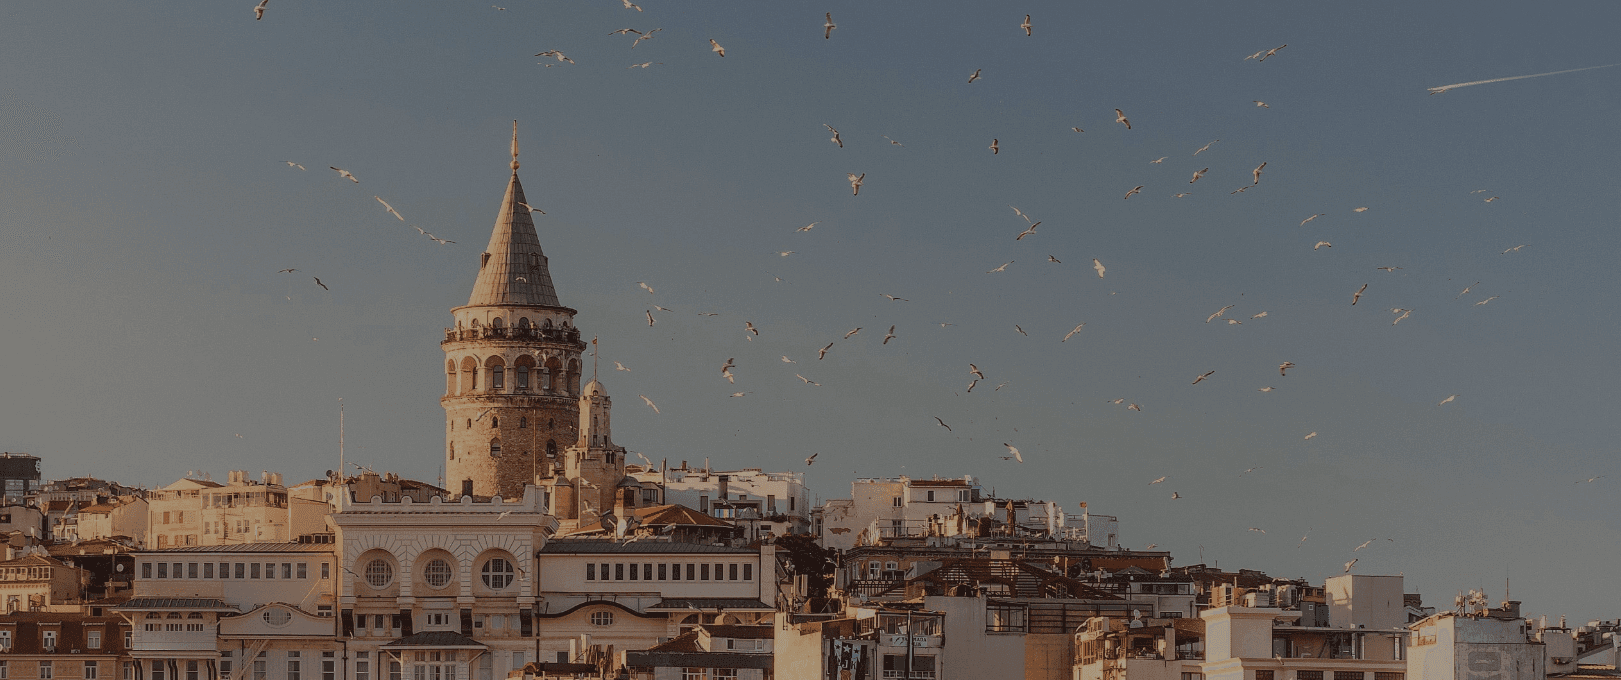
[515,355,535,391]
[546,440,557,459]
[490,417,499,428]
[486,356,506,392]
[446,360,456,396]
[519,417,528,429]
[460,357,478,393]
[492,317,503,328]
[448,443,455,461]
[490,439,501,457]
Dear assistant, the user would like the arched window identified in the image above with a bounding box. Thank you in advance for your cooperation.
[471,319,481,328]
[542,319,553,329]
[421,559,453,589]
[546,440,557,458]
[446,360,456,395]
[481,558,514,590]
[490,439,501,457]
[518,318,530,329]
[466,419,472,429]
[492,317,503,328]
[547,418,554,430]
[492,365,504,389]
[516,365,529,389]
[448,443,455,461]
[519,417,528,429]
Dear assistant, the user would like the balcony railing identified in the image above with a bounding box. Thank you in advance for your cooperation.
[443,326,583,345]
[881,672,936,680]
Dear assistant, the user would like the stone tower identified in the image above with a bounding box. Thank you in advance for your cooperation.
[547,378,632,533]
[442,124,586,499]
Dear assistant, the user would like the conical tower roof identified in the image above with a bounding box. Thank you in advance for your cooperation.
[467,124,562,307]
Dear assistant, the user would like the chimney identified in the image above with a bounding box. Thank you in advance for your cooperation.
[718,475,730,503]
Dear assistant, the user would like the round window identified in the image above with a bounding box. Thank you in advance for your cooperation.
[482,558,514,590]
[590,611,614,627]
[262,609,291,627]
[423,559,453,589]
[364,559,394,589]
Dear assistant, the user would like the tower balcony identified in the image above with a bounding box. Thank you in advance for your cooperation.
[443,325,584,346]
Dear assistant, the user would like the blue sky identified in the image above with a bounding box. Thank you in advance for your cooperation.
[2,1,1618,621]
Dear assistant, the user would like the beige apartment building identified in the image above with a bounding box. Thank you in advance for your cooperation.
[146,473,330,549]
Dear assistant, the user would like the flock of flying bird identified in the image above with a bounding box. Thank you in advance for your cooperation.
[242,3,1608,573]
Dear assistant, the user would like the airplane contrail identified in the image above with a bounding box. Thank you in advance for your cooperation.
[1428,62,1621,94]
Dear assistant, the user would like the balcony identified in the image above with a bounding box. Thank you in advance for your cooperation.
[881,673,936,680]
[442,326,583,345]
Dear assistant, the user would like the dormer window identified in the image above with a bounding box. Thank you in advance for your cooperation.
[42,630,56,652]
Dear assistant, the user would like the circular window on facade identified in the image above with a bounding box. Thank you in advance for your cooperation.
[590,611,614,627]
[262,609,291,627]
[422,559,454,589]
[481,558,514,590]
[364,559,394,589]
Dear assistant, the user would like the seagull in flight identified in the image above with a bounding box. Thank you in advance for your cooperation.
[934,417,951,431]
[795,374,820,386]
[745,322,759,336]
[1439,394,1457,406]
[1483,196,1499,202]
[277,268,298,273]
[805,452,818,465]
[1391,308,1412,325]
[843,328,861,339]
[645,310,655,326]
[1248,527,1266,534]
[313,277,329,290]
[883,135,903,146]
[1014,325,1028,336]
[637,281,654,294]
[823,13,836,39]
[613,361,630,372]
[535,50,575,64]
[1353,206,1369,213]
[1279,361,1295,376]
[608,28,642,35]
[626,61,663,69]
[1343,559,1358,574]
[968,68,982,83]
[284,161,304,170]
[1475,296,1499,305]
[1376,266,1402,272]
[729,391,748,398]
[1502,244,1529,254]
[631,28,663,48]
[1048,255,1062,263]
[638,395,659,414]
[621,0,642,9]
[1304,431,1318,440]
[882,325,897,344]
[1071,127,1085,133]
[1191,370,1215,385]
[1123,186,1144,199]
[709,39,725,57]
[1062,323,1086,342]
[969,364,985,379]
[1258,44,1287,61]
[1149,476,1167,485]
[1115,109,1131,129]
[1241,466,1263,475]
[1251,311,1268,319]
[847,173,864,195]
[1020,14,1032,36]
[987,261,1013,273]
[1314,241,1332,250]
[1455,282,1479,299]
[1092,259,1105,278]
[1207,305,1234,323]
[777,250,796,257]
[817,342,834,360]
[1173,192,1192,198]
[1354,539,1376,551]
[374,196,404,221]
[882,294,908,302]
[1227,318,1242,325]
[1300,213,1325,226]
[254,0,269,20]
[1015,222,1039,240]
[796,222,818,232]
[824,124,842,148]
[989,139,999,154]
[329,167,358,183]
[516,201,545,214]
[1010,206,1033,222]
[1001,443,1023,463]
[967,379,979,392]
[1576,475,1605,484]
[1254,100,1269,108]
[1252,162,1266,185]
[1258,386,1273,392]
[1128,403,1141,411]
[1150,157,1167,164]
[1352,283,1367,305]
[780,356,795,364]
[1190,168,1208,183]
[1194,140,1219,155]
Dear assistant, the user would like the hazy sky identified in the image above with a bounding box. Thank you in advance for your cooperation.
[2,2,1618,622]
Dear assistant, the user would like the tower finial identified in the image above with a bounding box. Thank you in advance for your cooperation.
[591,336,599,381]
[510,120,520,171]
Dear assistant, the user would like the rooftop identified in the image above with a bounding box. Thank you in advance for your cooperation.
[136,542,333,554]
[538,540,754,555]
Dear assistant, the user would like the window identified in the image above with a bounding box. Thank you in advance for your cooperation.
[743,563,752,581]
[490,440,501,457]
[700,564,710,580]
[281,563,292,579]
[426,613,450,627]
[322,563,330,579]
[87,630,101,649]
[287,653,300,680]
[586,563,596,580]
[729,564,738,580]
[1256,673,1274,680]
[157,563,168,578]
[153,662,168,680]
[235,563,246,579]
[1298,673,1324,680]
[658,564,667,580]
[1181,674,1204,680]
[615,564,624,581]
[681,670,704,680]
[365,559,394,588]
[220,653,231,679]
[43,630,56,651]
[38,662,51,680]
[251,563,261,579]
[482,558,514,589]
[124,631,130,647]
[686,563,695,580]
[1335,673,1365,680]
[0,630,11,651]
[355,654,370,680]
[141,563,151,579]
[322,652,335,680]
[422,559,453,588]
[477,654,492,680]
[1375,674,1405,680]
[389,662,401,680]
[628,563,637,581]
[187,563,198,578]
[219,562,230,578]
[590,612,613,627]
[987,605,1027,632]
[186,662,198,680]
[202,563,214,579]
[893,496,902,507]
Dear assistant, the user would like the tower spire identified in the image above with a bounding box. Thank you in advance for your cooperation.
[510,120,520,171]
[592,336,599,381]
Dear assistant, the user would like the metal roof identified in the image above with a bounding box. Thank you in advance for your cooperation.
[136,543,333,554]
[645,598,774,612]
[538,539,754,555]
[116,598,236,611]
[381,631,486,649]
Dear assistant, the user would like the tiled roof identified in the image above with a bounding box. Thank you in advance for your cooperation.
[646,631,700,653]
[622,651,772,670]
[136,542,333,554]
[538,539,754,555]
[699,624,774,639]
[645,598,774,612]
[633,504,738,529]
[382,631,485,648]
[0,554,68,567]
[466,169,562,308]
[116,597,235,610]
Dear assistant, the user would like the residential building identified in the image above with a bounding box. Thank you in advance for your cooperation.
[623,624,775,680]
[629,465,812,538]
[0,555,91,613]
[1197,575,1412,680]
[0,611,133,680]
[0,454,42,505]
[817,476,1106,552]
[0,506,48,546]
[1408,601,1543,680]
[70,497,148,546]
[1074,615,1206,680]
[773,604,944,680]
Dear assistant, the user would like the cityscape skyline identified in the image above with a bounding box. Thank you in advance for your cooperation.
[1,0,1617,627]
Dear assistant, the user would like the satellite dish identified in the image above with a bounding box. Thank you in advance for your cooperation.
[116,564,125,573]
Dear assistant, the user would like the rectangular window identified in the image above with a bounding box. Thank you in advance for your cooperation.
[670,563,681,581]
[86,630,101,649]
[686,563,695,580]
[203,563,214,579]
[0,661,7,680]
[1256,673,1274,680]
[1334,673,1365,680]
[252,657,265,680]
[141,563,151,579]
[187,563,198,578]
[122,664,132,680]
[355,654,369,680]
[511,653,523,671]
[251,563,262,579]
[43,631,56,651]
[39,662,52,680]
[236,563,245,579]
[1298,672,1324,680]
[790,496,796,511]
[185,661,198,680]
[893,496,902,507]
[152,663,166,680]
[220,653,231,680]
[658,563,667,580]
[1180,675,1203,680]
[743,563,752,581]
[176,511,184,523]
[162,512,170,524]
[628,563,637,581]
[220,562,231,578]
[283,563,293,579]
[298,563,308,579]
[614,564,624,581]
[729,563,738,580]
[172,562,183,577]
[389,662,401,680]
[322,652,335,680]
[714,563,723,580]
[157,563,168,578]
[322,563,330,579]
[699,495,708,512]
[266,563,277,579]
[287,654,300,680]
[124,631,130,647]
[700,564,710,580]
[926,490,935,502]
[644,563,653,581]
[1375,674,1405,680]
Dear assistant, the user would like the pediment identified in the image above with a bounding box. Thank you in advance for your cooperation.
[220,603,334,636]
